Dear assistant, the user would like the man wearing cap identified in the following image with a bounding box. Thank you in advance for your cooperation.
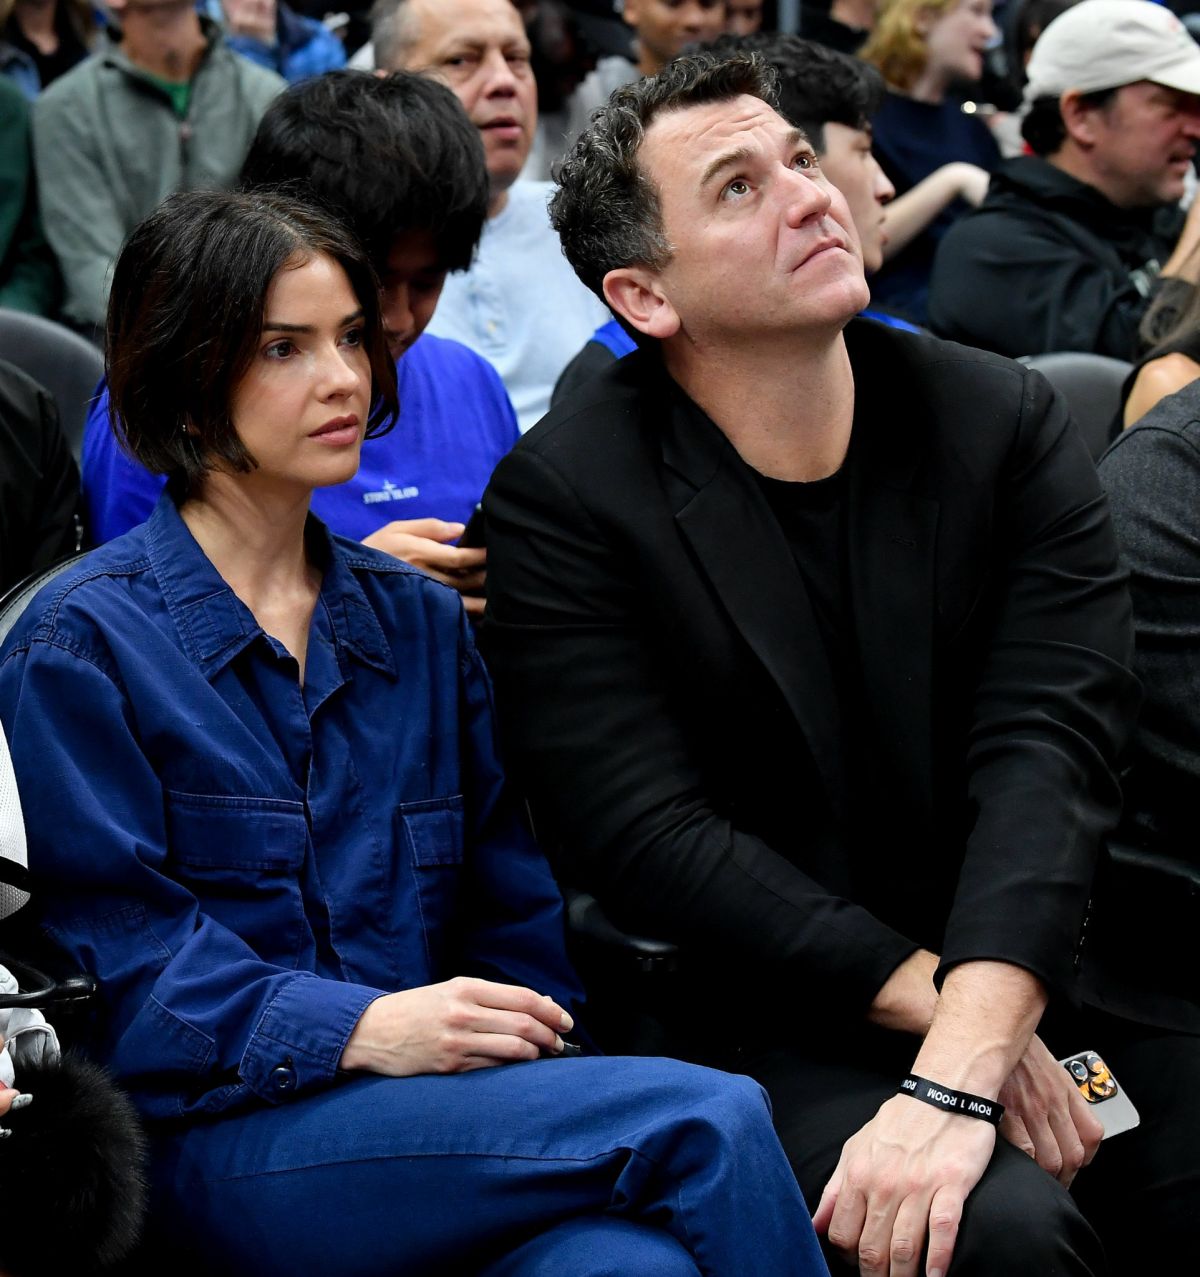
[928,0,1200,359]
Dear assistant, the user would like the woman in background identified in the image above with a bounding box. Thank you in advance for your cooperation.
[1123,278,1200,426]
[862,0,1001,321]
[0,0,94,98]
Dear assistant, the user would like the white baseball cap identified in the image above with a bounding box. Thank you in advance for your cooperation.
[1025,0,1200,102]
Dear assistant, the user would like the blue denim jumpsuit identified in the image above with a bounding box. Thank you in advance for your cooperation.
[0,495,829,1277]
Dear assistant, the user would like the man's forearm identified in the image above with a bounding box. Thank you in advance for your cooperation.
[909,960,1047,1097]
[868,947,939,1036]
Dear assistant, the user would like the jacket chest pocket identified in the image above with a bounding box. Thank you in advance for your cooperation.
[397,795,465,975]
[165,790,309,966]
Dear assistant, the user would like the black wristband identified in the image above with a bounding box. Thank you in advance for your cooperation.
[899,1075,1005,1126]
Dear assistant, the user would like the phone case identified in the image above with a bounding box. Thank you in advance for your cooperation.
[1058,1050,1141,1139]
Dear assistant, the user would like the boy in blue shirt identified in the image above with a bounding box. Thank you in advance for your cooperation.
[83,70,517,616]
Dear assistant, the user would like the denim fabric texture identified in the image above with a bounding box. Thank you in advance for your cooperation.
[0,494,582,1121]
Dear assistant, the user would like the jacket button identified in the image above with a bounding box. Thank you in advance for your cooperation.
[270,1064,297,1092]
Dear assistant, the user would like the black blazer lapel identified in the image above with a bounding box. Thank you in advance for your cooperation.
[660,389,848,819]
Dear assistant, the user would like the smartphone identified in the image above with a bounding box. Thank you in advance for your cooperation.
[1058,1049,1140,1139]
[460,504,486,549]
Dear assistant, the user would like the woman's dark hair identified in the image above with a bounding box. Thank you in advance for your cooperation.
[106,189,399,493]
[239,70,488,273]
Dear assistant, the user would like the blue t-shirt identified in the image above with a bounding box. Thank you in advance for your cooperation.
[82,332,520,544]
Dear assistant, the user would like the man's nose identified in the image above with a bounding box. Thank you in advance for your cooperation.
[481,48,518,95]
[382,283,413,344]
[681,2,709,32]
[782,165,832,225]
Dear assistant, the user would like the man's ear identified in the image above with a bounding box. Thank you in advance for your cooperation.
[1059,89,1104,147]
[602,266,680,340]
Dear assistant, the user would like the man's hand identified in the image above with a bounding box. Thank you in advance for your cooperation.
[362,518,487,616]
[814,1094,995,1277]
[340,977,573,1077]
[817,960,1048,1275]
[997,1033,1102,1186]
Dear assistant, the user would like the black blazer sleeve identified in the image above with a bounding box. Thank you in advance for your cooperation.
[930,358,1140,998]
[483,443,919,1017]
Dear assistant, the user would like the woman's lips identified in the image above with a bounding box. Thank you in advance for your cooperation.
[310,415,360,445]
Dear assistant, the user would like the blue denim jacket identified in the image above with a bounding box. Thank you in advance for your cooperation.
[0,495,583,1122]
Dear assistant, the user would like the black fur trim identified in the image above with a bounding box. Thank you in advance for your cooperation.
[0,1052,147,1274]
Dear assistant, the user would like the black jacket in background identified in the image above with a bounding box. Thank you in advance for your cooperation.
[482,321,1139,1043]
[929,156,1191,360]
[0,359,82,593]
[1094,392,1200,1034]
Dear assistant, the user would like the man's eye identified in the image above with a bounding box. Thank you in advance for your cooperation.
[793,153,818,171]
[724,178,751,199]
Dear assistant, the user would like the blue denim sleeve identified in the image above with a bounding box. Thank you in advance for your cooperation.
[0,638,385,1119]
[453,611,588,1034]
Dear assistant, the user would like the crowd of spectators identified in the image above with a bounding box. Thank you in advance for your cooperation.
[2,0,1200,1273]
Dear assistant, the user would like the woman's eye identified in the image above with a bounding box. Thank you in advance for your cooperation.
[263,340,294,360]
[341,327,365,348]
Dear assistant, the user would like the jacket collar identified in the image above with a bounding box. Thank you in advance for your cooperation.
[987,156,1171,240]
[657,319,937,815]
[143,491,397,683]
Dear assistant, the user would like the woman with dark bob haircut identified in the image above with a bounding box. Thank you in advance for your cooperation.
[0,189,828,1276]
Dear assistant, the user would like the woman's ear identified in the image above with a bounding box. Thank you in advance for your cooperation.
[602,267,681,341]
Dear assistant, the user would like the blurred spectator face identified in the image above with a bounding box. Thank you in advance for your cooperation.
[377,230,448,358]
[623,0,727,72]
[1080,81,1200,207]
[818,123,894,273]
[922,0,996,85]
[725,0,763,36]
[390,0,537,199]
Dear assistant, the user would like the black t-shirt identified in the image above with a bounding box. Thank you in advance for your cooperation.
[754,465,848,664]
[748,433,908,920]
[752,465,865,859]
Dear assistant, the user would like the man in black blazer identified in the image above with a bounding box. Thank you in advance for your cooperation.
[482,52,1194,1277]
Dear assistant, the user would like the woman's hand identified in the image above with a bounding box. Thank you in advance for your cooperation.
[340,977,574,1077]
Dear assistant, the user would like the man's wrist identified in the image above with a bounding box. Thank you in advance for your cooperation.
[899,1074,1005,1125]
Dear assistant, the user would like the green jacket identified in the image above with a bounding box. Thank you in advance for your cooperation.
[32,22,283,329]
[0,76,59,317]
